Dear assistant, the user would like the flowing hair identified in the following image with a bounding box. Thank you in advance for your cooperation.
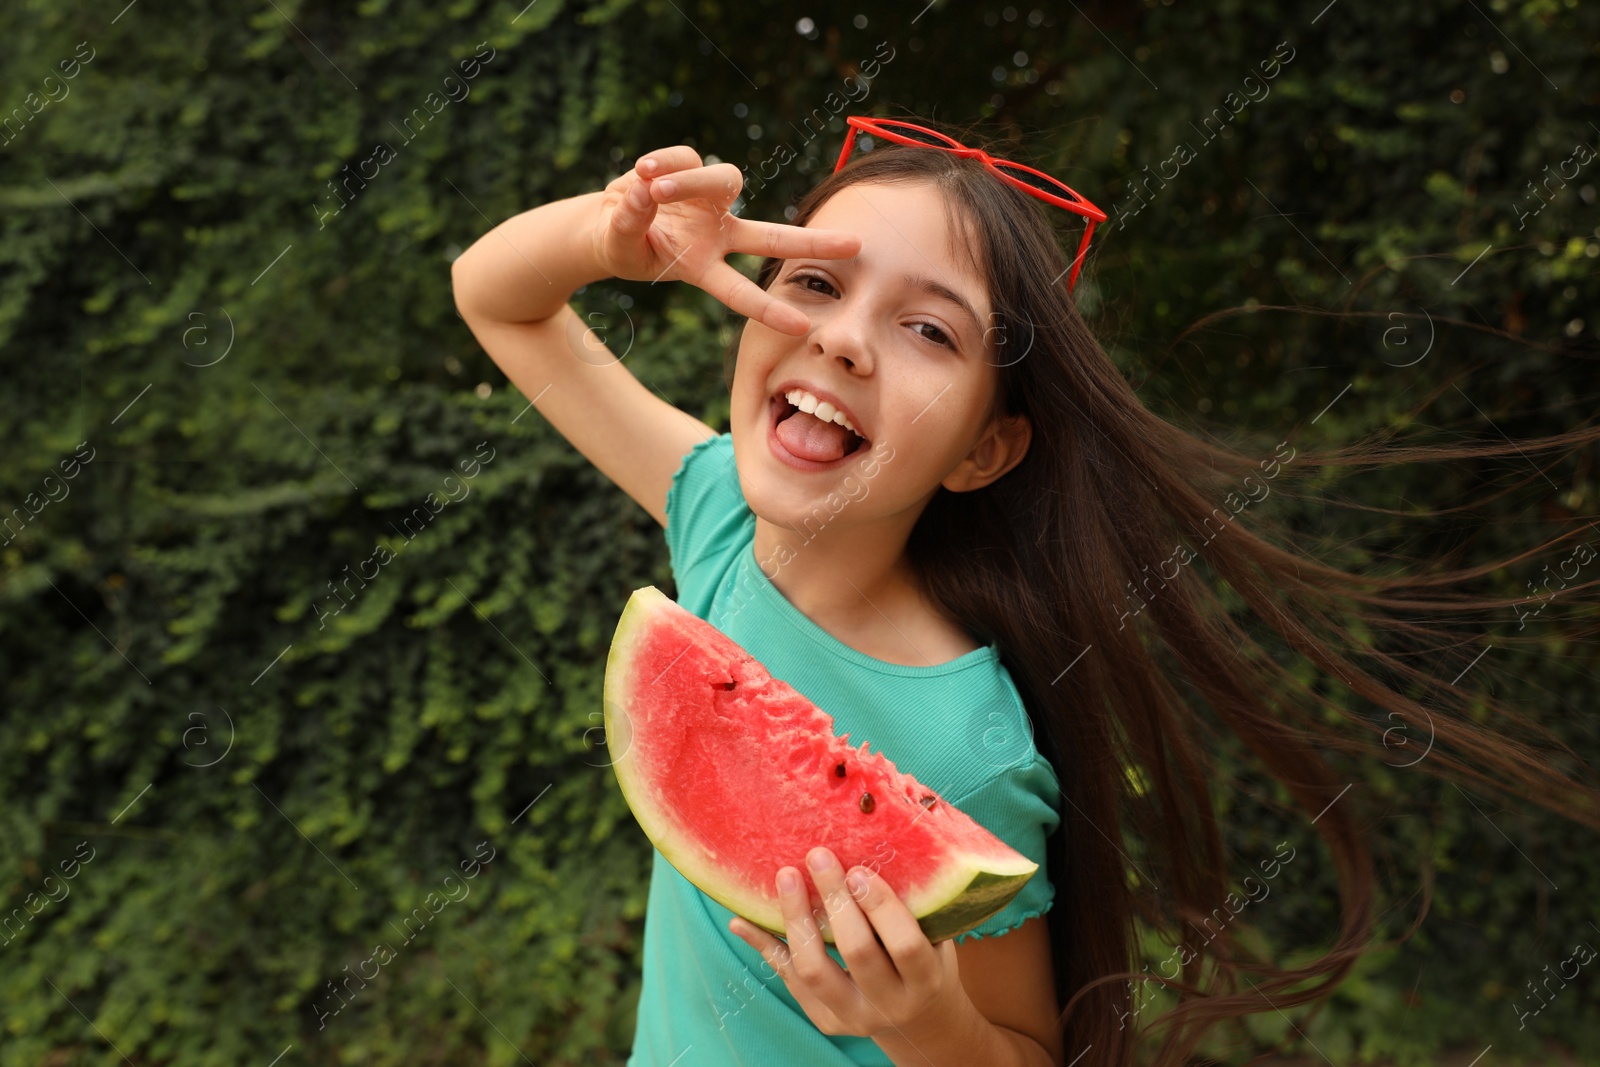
[721,114,1600,1065]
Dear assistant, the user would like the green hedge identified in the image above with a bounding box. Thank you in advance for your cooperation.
[2,1,1597,1063]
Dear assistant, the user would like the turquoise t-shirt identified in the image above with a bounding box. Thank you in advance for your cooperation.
[625,432,1062,1067]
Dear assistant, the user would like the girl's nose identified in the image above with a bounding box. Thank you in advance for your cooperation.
[808,303,874,375]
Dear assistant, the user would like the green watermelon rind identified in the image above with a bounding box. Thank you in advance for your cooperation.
[603,586,1039,945]
[740,867,1037,944]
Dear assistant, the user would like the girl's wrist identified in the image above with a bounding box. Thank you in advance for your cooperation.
[452,190,611,325]
[876,991,1011,1062]
[871,986,1053,1067]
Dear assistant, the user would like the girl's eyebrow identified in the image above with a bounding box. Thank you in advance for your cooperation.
[901,272,983,338]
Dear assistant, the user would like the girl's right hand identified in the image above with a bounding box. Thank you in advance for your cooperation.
[594,146,862,336]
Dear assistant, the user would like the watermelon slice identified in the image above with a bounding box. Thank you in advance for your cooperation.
[602,585,1039,944]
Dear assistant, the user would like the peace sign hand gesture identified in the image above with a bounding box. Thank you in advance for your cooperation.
[594,147,861,336]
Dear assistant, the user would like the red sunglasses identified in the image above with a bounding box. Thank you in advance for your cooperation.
[834,115,1106,292]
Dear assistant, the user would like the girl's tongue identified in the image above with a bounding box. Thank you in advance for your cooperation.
[776,406,853,463]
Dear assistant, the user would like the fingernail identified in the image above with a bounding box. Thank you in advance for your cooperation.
[807,849,833,873]
[778,868,799,893]
[846,870,868,895]
[639,158,656,175]
[656,177,676,196]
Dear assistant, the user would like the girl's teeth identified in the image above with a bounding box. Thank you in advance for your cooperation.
[781,388,859,436]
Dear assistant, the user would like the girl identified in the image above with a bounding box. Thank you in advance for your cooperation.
[451,114,1600,1066]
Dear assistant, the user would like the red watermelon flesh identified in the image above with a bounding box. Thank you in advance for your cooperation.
[602,585,1038,943]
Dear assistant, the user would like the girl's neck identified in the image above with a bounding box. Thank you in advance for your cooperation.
[750,514,978,667]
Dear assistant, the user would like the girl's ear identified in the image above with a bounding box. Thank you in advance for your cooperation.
[943,412,1031,493]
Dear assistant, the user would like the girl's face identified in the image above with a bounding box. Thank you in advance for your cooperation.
[729,179,1029,533]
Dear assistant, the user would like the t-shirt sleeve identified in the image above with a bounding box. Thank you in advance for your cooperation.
[945,751,1062,943]
[662,432,748,612]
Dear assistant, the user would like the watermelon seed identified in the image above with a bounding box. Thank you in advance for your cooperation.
[834,763,846,778]
[714,681,736,690]
[920,795,936,809]
[859,792,875,813]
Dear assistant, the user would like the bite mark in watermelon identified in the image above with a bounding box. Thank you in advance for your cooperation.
[602,585,1038,943]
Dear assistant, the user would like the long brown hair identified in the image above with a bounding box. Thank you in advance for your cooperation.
[722,114,1600,1065]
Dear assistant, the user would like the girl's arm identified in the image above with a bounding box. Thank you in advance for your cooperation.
[453,189,611,322]
[451,186,717,529]
[450,147,860,528]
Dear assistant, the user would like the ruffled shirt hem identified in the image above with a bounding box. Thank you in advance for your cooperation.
[952,896,1055,944]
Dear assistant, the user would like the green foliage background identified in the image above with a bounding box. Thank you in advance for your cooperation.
[1,0,1596,1063]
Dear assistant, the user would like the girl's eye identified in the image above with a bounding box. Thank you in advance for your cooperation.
[786,271,838,297]
[784,272,958,351]
[912,322,955,349]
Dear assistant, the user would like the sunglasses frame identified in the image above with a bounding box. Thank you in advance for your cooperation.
[833,115,1105,292]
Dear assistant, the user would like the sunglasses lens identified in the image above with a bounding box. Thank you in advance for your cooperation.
[872,120,962,148]
[992,160,1080,202]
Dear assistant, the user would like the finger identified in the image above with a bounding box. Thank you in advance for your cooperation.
[609,174,659,241]
[700,260,810,336]
[805,847,898,990]
[730,916,814,993]
[729,916,789,969]
[776,865,858,1006]
[634,146,704,179]
[729,218,862,263]
[648,162,743,208]
[732,918,852,1035]
[845,865,940,984]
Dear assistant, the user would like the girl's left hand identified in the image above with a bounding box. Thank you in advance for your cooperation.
[728,846,967,1040]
